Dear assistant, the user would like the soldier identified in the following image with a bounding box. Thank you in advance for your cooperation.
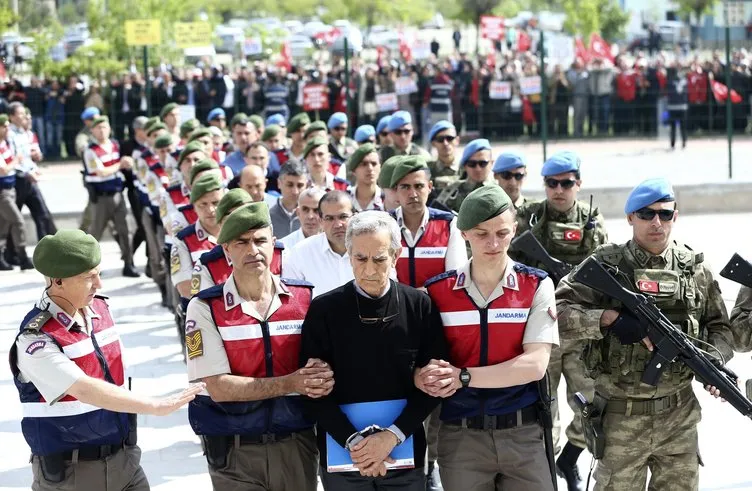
[353,124,376,145]
[730,286,752,352]
[0,113,32,270]
[178,118,201,149]
[11,229,202,491]
[555,177,734,490]
[287,112,311,161]
[418,186,558,491]
[161,142,209,230]
[327,112,358,163]
[185,202,333,490]
[265,113,287,134]
[347,143,383,211]
[435,138,493,214]
[426,121,459,193]
[75,107,100,159]
[492,151,529,209]
[206,108,227,132]
[376,115,392,148]
[379,111,431,163]
[262,124,286,159]
[303,136,349,192]
[512,151,607,490]
[160,102,181,138]
[376,155,404,212]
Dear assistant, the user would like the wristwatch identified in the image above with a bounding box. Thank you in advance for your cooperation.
[459,368,471,388]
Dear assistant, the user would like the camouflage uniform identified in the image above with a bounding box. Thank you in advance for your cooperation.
[434,179,490,214]
[729,285,752,352]
[378,142,430,163]
[76,127,96,233]
[512,199,607,450]
[556,240,735,490]
[427,157,459,191]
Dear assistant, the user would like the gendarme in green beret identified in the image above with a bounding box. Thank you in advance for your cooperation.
[154,134,174,150]
[91,116,109,128]
[144,116,160,132]
[262,124,281,141]
[188,128,211,142]
[303,136,328,159]
[33,229,101,279]
[218,202,272,244]
[457,185,512,231]
[0,114,8,125]
[230,112,248,127]
[216,188,253,224]
[180,119,200,138]
[147,122,167,136]
[304,120,327,139]
[189,159,220,185]
[378,156,406,189]
[248,115,264,132]
[190,174,224,204]
[160,102,179,120]
[389,155,428,188]
[177,141,205,168]
[347,143,378,172]
[288,113,311,133]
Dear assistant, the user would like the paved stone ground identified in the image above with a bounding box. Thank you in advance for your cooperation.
[1,212,752,490]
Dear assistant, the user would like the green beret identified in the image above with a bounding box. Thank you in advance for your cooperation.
[377,156,406,189]
[91,116,109,128]
[304,120,327,139]
[248,114,264,131]
[189,158,220,185]
[216,188,253,224]
[262,124,281,141]
[0,114,8,125]
[177,141,205,168]
[230,112,248,127]
[218,202,272,244]
[180,119,200,138]
[347,143,378,172]
[389,155,428,188]
[188,128,211,142]
[190,174,223,204]
[146,122,167,136]
[457,185,512,231]
[154,134,174,150]
[303,136,328,159]
[160,102,179,120]
[144,116,160,132]
[288,113,311,133]
[33,229,101,279]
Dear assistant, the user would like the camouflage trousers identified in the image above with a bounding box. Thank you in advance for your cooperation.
[593,391,701,490]
[549,341,594,451]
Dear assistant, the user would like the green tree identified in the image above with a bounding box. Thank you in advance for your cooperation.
[562,0,628,41]
[29,23,64,76]
[677,0,718,45]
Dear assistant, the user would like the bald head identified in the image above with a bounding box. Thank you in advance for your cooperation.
[239,165,267,203]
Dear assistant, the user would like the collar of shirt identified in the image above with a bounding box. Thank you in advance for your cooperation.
[350,185,383,212]
[309,172,336,190]
[38,298,100,333]
[319,232,348,259]
[223,272,292,321]
[195,220,216,243]
[395,206,429,244]
[276,197,296,218]
[453,258,519,307]
[354,279,391,299]
[627,240,673,269]
[545,200,579,222]
[435,156,459,173]
[513,195,526,209]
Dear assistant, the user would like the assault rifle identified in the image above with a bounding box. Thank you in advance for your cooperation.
[720,253,752,289]
[574,257,752,420]
[511,231,571,284]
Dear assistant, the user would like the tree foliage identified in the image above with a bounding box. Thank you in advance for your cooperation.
[562,0,629,41]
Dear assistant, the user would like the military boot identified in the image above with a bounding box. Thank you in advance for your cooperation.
[556,442,585,491]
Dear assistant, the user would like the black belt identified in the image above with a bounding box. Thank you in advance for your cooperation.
[445,405,539,430]
[53,442,124,461]
[238,431,296,445]
[96,190,121,197]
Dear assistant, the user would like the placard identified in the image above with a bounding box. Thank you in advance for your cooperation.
[303,84,329,111]
[125,19,161,46]
[376,93,398,112]
[175,22,212,48]
[395,76,418,95]
[480,15,505,41]
[489,81,512,100]
[519,76,542,96]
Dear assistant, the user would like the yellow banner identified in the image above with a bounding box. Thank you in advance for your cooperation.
[174,22,212,48]
[125,19,161,46]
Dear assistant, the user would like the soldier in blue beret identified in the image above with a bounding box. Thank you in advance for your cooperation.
[353,125,376,145]
[426,121,459,192]
[511,150,608,490]
[328,112,358,164]
[492,151,528,209]
[434,138,494,213]
[207,108,226,129]
[378,110,430,163]
[557,177,733,491]
[376,115,393,147]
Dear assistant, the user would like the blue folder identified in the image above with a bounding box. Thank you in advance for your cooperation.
[326,399,415,473]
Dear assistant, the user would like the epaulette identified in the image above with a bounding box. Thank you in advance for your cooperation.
[200,245,224,265]
[274,240,285,250]
[424,270,458,288]
[427,207,454,221]
[197,284,224,299]
[280,278,314,289]
[166,183,181,192]
[176,223,197,241]
[513,262,549,280]
[334,176,351,185]
[22,311,52,333]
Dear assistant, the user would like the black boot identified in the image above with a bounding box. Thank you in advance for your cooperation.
[145,262,152,279]
[159,284,170,308]
[0,252,12,271]
[122,263,140,277]
[4,246,18,266]
[556,442,585,491]
[426,460,443,491]
[17,247,34,270]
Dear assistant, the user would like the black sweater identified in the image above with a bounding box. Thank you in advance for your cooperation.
[299,280,446,468]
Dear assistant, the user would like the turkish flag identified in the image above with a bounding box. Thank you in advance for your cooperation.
[277,41,292,72]
[575,37,590,64]
[711,80,743,103]
[589,33,614,63]
[563,229,582,241]
[517,30,532,52]
[398,32,412,62]
[637,280,659,293]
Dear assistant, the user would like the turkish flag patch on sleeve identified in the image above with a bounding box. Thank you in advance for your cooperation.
[637,280,659,293]
[563,230,582,241]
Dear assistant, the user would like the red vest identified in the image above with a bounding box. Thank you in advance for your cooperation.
[328,159,343,176]
[687,71,708,104]
[273,148,290,167]
[426,265,540,368]
[177,204,199,226]
[212,149,226,164]
[395,209,452,288]
[205,281,312,378]
[167,183,190,208]
[616,71,637,102]
[202,243,285,286]
[177,223,217,264]
[0,139,13,164]
[85,140,123,192]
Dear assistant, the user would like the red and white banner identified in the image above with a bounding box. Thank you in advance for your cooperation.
[480,16,505,41]
[575,37,590,64]
[303,84,329,111]
[489,81,512,100]
[589,33,614,63]
[711,80,742,103]
[376,93,399,112]
[517,30,532,52]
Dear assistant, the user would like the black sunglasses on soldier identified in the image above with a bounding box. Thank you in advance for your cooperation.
[465,160,489,169]
[634,208,675,221]
[500,171,525,181]
[545,178,577,189]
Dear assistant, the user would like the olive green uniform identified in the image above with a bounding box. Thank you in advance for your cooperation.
[729,286,752,352]
[378,142,430,164]
[555,240,735,490]
[434,179,491,214]
[511,199,608,450]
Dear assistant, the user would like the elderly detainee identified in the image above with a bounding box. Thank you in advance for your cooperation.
[300,210,446,490]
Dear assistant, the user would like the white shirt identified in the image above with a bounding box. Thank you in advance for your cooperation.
[280,228,307,252]
[393,206,468,272]
[284,232,354,298]
[349,185,384,212]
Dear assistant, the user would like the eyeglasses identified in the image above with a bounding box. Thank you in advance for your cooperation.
[393,129,411,136]
[434,135,456,144]
[379,132,389,137]
[545,178,577,190]
[355,285,400,325]
[634,208,675,221]
[322,213,353,223]
[333,126,347,132]
[465,160,490,169]
[499,171,526,181]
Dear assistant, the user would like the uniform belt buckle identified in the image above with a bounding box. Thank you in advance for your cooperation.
[261,433,277,444]
[483,415,497,430]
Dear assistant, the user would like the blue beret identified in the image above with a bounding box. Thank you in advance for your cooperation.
[207,108,226,122]
[81,107,100,121]
[460,139,492,167]
[493,151,527,173]
[387,111,412,132]
[265,114,286,126]
[624,178,675,214]
[376,116,392,134]
[327,112,348,130]
[353,125,375,143]
[428,120,455,142]
[541,151,580,177]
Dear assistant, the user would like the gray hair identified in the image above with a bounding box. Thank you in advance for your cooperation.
[299,186,325,204]
[279,159,308,179]
[345,210,401,254]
